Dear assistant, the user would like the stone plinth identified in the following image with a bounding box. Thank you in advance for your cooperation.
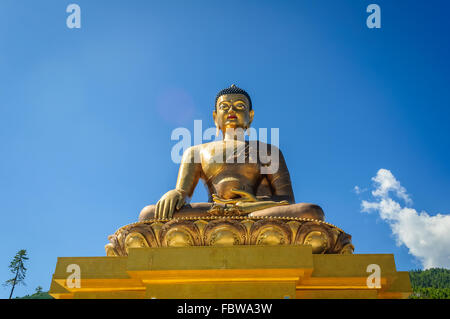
[49,245,412,299]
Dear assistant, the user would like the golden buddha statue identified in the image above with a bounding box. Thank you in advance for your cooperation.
[106,85,353,256]
[139,85,325,222]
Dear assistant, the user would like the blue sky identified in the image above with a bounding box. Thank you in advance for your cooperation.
[1,0,449,298]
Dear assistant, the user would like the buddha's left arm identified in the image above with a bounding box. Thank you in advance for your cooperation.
[265,148,296,204]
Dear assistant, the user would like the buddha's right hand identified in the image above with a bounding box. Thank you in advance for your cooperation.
[155,189,186,219]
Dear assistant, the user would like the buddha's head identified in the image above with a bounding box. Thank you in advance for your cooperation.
[213,84,254,135]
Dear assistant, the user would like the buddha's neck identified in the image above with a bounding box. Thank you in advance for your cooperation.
[222,128,246,142]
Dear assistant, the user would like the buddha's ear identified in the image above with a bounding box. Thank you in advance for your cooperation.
[213,110,220,137]
[213,110,218,127]
[248,109,255,126]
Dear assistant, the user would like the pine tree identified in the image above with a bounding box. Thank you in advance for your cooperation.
[3,249,29,299]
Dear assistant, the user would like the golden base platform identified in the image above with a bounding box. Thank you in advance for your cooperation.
[104,216,355,255]
[49,245,412,299]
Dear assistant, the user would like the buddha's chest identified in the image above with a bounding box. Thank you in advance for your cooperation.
[200,142,261,179]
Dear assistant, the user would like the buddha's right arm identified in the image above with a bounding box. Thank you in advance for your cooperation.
[155,146,202,218]
[175,146,202,198]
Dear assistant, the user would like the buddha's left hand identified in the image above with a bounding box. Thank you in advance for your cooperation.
[212,189,288,215]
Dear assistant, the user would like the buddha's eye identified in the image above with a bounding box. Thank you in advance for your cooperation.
[233,103,246,110]
[220,104,229,111]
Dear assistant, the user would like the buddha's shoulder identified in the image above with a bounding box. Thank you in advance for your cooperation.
[248,141,282,154]
[181,143,214,157]
[199,141,220,148]
[185,142,217,152]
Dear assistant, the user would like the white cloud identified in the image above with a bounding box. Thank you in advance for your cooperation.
[353,185,367,194]
[361,169,450,269]
[370,169,412,204]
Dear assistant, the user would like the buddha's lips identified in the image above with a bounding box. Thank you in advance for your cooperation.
[227,115,237,120]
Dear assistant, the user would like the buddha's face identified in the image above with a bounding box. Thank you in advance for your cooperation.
[213,94,254,132]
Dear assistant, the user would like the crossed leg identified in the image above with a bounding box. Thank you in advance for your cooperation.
[139,202,324,222]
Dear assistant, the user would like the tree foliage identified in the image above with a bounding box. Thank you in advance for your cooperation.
[3,249,29,299]
[17,286,53,299]
[409,268,450,299]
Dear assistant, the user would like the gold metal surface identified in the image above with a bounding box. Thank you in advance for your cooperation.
[106,216,354,256]
[49,246,412,299]
[124,232,149,253]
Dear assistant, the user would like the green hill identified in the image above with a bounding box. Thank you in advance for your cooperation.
[409,268,450,299]
[16,291,53,299]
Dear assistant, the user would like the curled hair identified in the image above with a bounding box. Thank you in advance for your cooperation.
[215,84,252,110]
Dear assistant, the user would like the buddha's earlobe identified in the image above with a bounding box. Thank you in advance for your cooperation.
[213,110,220,137]
[246,110,254,135]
